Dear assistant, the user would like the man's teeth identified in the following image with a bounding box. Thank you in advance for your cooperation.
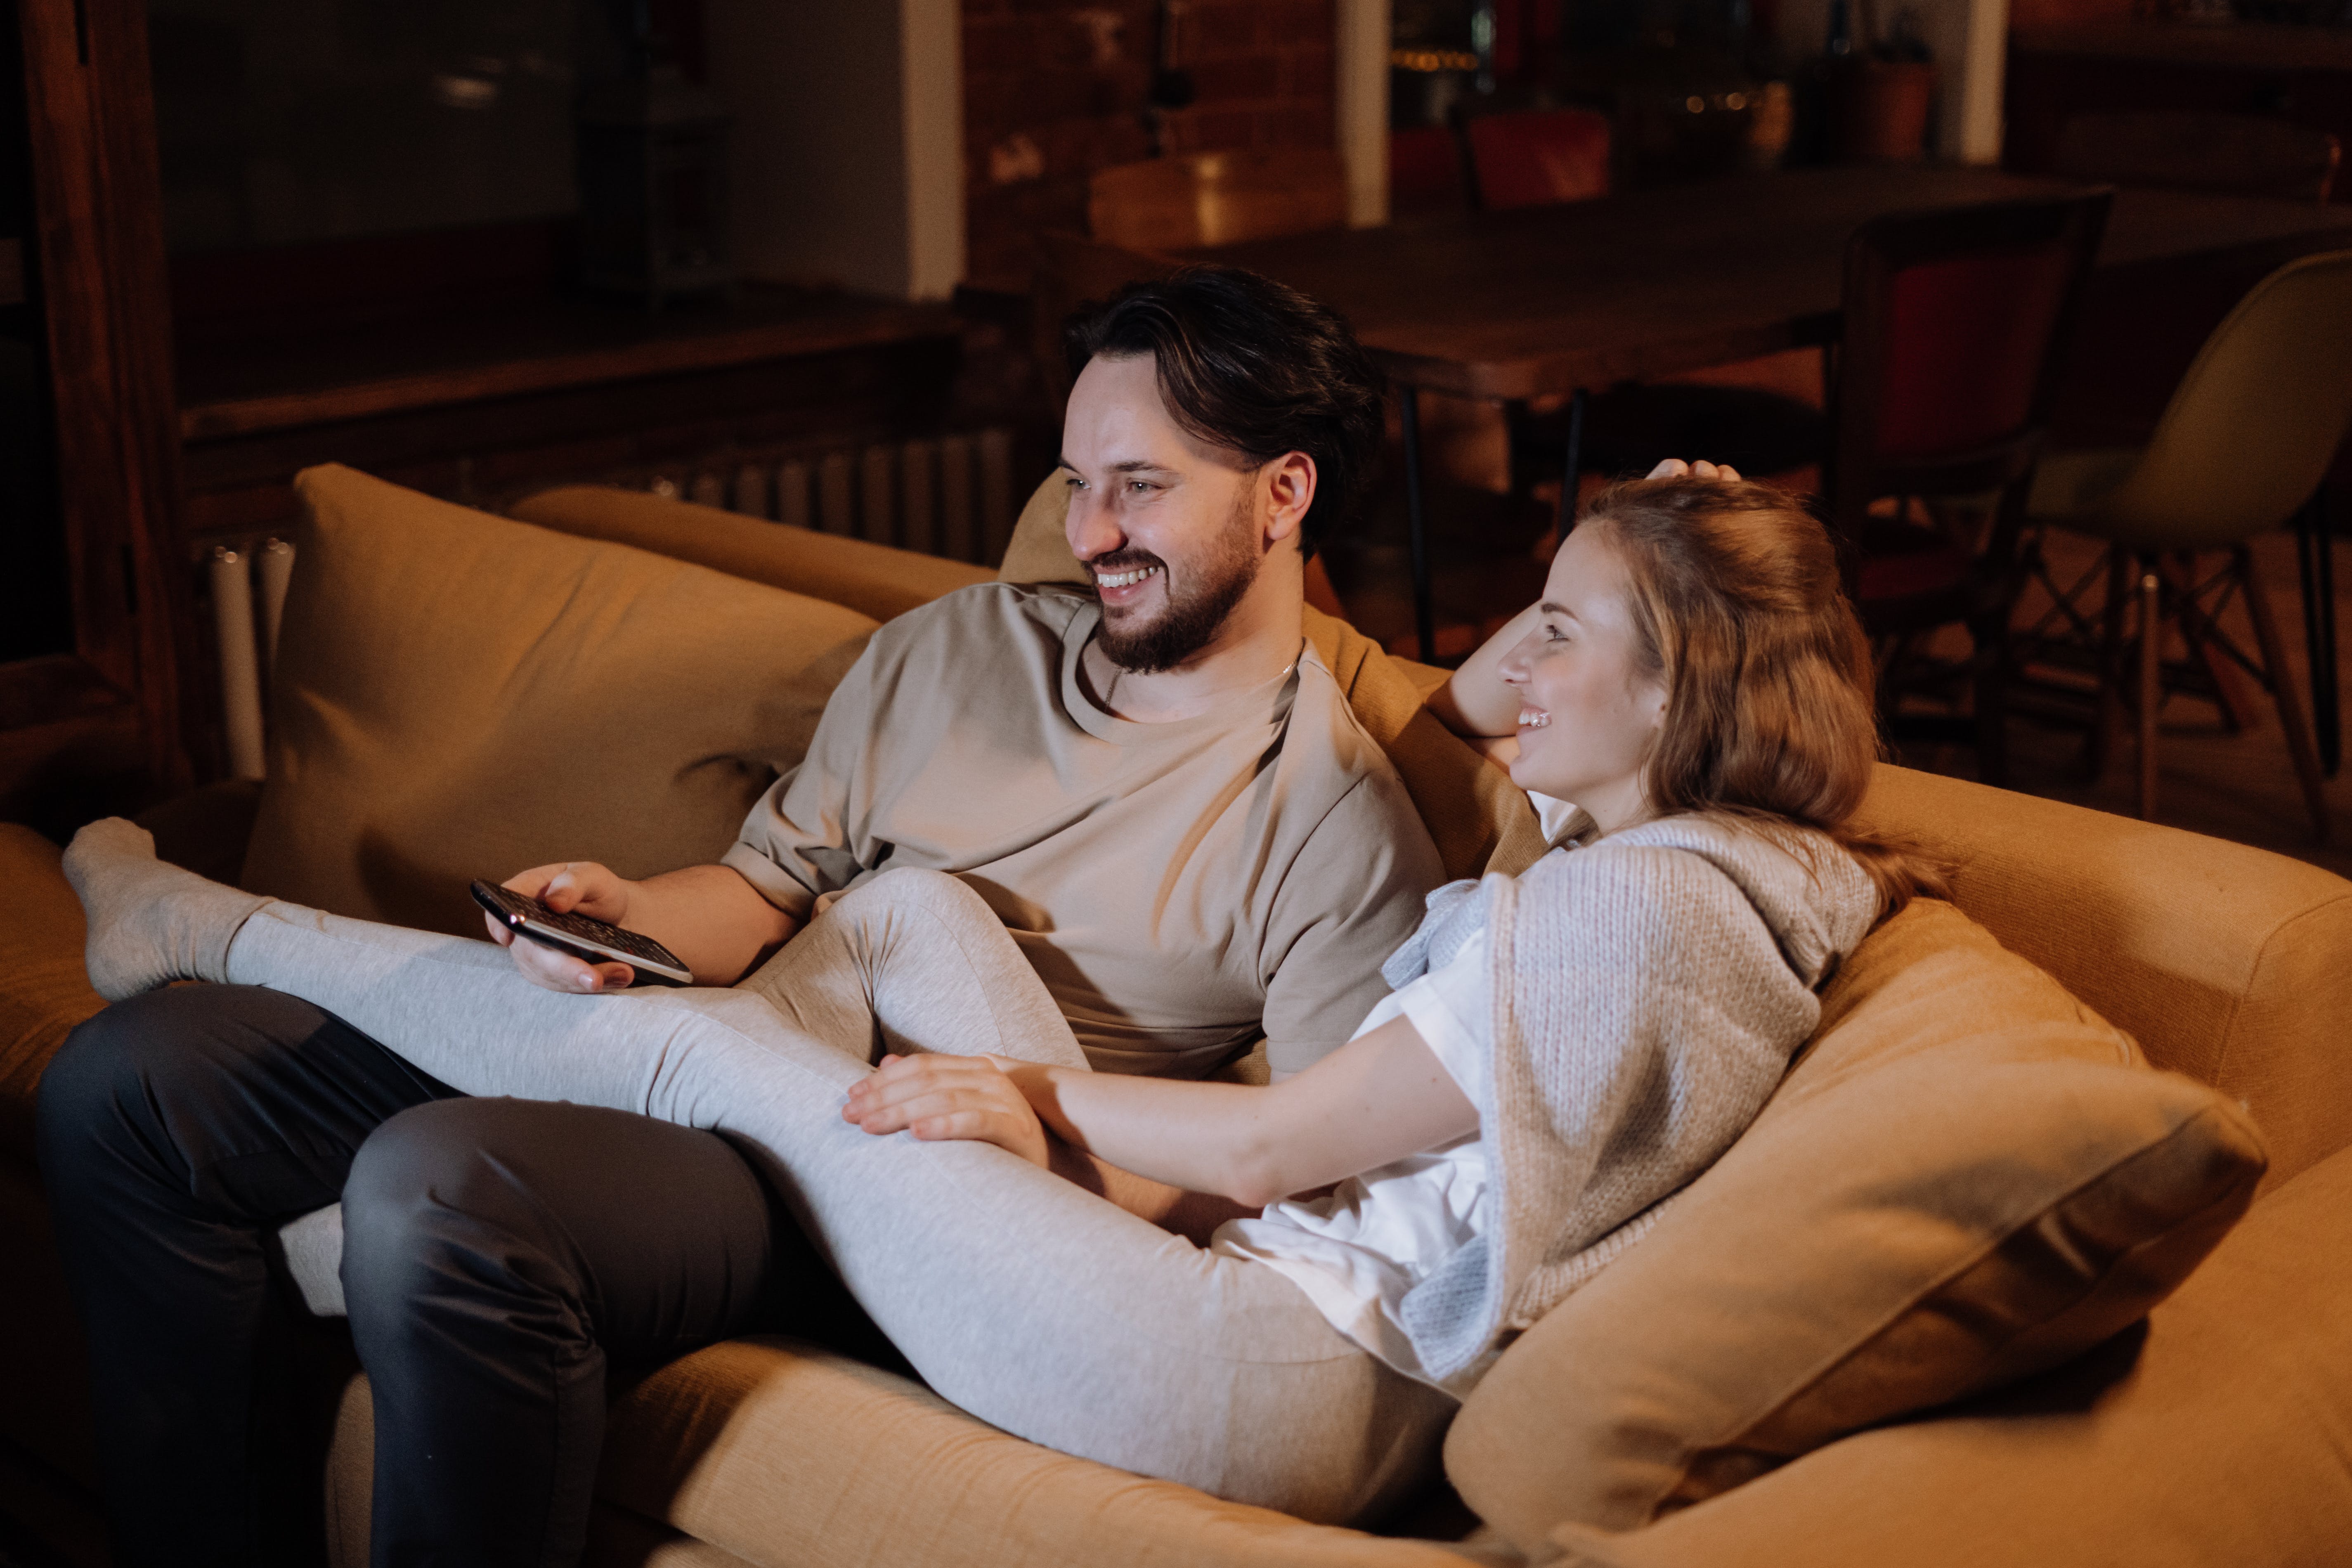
[1096,565,1161,589]
[1519,708,1551,729]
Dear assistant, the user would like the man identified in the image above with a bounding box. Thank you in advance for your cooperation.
[38,267,1445,1568]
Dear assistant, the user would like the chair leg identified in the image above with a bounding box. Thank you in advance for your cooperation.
[2160,551,2253,733]
[2297,493,2341,778]
[2237,544,2332,844]
[1967,606,2013,790]
[2090,546,2130,780]
[2137,566,2162,823]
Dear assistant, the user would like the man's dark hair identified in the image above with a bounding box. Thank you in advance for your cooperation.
[1064,266,1386,559]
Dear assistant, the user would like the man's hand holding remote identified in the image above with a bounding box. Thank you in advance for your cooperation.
[486,861,800,993]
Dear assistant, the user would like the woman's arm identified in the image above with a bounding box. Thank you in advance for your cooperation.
[1426,602,1541,741]
[842,1013,1479,1208]
[1429,459,1744,745]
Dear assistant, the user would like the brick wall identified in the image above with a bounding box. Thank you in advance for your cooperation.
[962,1,1337,291]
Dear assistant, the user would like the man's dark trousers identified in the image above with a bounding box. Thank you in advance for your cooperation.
[34,982,807,1568]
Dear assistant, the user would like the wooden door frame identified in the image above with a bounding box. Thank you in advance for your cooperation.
[16,0,192,792]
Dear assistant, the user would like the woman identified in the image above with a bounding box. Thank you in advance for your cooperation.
[50,464,1928,1537]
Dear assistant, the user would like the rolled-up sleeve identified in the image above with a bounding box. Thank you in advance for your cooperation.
[722,637,884,920]
[1258,772,1447,1078]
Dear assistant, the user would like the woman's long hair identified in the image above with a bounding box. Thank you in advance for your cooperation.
[1585,475,1947,917]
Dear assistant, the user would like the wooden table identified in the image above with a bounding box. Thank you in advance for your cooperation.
[1187,165,2352,657]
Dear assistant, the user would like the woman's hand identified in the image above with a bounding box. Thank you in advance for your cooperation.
[1646,458,1744,482]
[487,861,641,993]
[842,1053,1052,1169]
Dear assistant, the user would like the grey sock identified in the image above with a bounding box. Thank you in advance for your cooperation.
[62,818,272,1000]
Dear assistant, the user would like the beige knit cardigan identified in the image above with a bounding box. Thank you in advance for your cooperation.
[1381,814,1880,1386]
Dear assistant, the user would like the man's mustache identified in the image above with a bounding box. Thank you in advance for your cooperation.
[1087,551,1167,578]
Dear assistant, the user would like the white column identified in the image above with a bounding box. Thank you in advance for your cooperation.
[1952,0,2010,165]
[707,0,966,300]
[902,0,967,298]
[1336,0,1392,227]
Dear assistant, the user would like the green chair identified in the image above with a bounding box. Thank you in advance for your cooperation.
[2024,249,2352,842]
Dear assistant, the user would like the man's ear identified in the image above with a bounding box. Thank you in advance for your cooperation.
[1261,452,1317,547]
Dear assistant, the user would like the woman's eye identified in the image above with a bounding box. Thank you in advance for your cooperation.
[1129,480,1154,494]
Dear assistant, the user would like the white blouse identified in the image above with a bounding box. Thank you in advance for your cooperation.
[1207,791,1583,1395]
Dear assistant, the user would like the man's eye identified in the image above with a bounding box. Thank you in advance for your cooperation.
[1064,475,1086,490]
[1128,480,1154,494]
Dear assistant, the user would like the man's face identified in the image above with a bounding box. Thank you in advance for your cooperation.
[1059,352,1268,674]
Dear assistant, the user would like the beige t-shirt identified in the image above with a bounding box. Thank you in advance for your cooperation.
[723,582,1445,1078]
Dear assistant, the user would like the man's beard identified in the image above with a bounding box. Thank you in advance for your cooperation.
[1093,492,1263,674]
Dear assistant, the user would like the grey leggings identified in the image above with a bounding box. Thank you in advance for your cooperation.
[222,868,1454,1524]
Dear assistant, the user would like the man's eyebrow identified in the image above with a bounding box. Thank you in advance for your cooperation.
[1055,457,1176,475]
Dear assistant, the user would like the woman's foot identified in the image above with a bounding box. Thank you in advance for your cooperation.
[61,818,271,1000]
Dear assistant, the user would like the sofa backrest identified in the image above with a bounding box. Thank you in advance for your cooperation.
[1851,765,2352,1192]
[508,485,995,621]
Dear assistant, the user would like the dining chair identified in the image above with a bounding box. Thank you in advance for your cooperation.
[1086,148,1349,255]
[1822,190,2114,788]
[1390,124,1470,218]
[2052,112,2341,204]
[1459,106,1827,502]
[2019,249,2352,841]
[1458,107,1612,210]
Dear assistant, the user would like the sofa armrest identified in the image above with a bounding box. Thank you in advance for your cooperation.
[507,485,994,623]
[1852,764,2352,1191]
[0,825,104,1162]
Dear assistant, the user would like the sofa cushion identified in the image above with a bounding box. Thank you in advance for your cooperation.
[997,474,1550,882]
[1445,898,2267,1555]
[594,1338,1484,1568]
[1541,1140,2352,1568]
[317,1341,1485,1568]
[241,465,880,936]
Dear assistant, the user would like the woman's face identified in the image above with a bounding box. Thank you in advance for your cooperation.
[1498,520,1669,835]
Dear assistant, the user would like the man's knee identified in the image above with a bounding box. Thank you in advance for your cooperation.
[35,986,285,1173]
[343,1100,583,1329]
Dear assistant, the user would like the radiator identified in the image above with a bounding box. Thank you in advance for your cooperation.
[648,427,1020,565]
[208,538,295,782]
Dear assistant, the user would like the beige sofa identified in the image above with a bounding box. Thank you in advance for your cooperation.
[3,465,2350,1568]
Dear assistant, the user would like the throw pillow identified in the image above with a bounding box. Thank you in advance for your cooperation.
[241,464,879,937]
[1445,898,2267,1554]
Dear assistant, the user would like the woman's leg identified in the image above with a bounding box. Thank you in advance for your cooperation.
[732,869,1093,1071]
[76,849,1451,1518]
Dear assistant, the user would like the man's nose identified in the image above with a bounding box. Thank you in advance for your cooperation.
[1066,490,1125,563]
